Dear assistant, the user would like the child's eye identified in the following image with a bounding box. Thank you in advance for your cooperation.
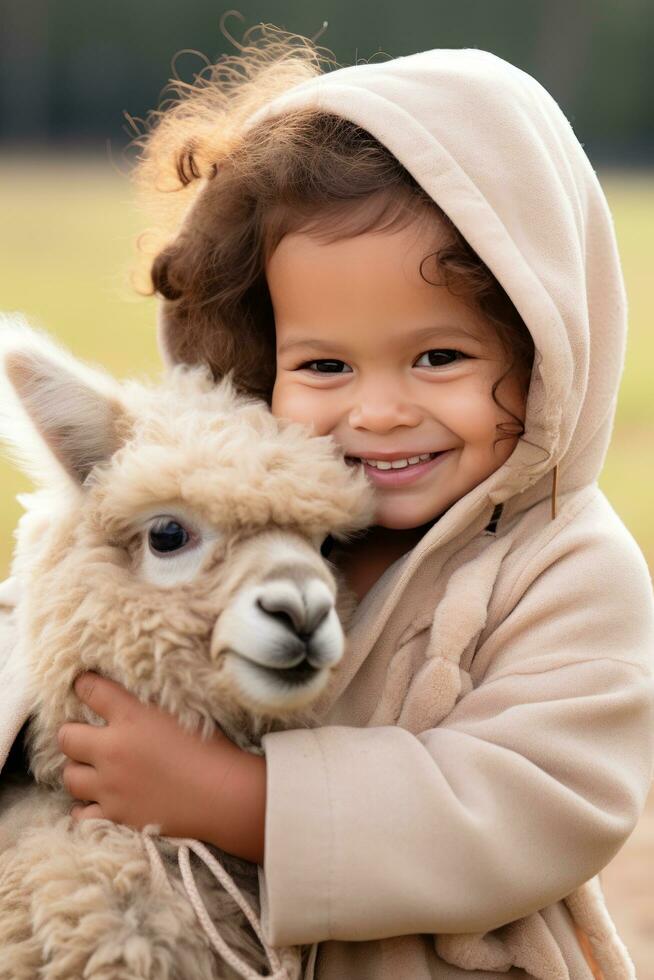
[414,349,467,368]
[299,359,353,374]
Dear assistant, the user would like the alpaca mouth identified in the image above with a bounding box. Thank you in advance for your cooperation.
[273,656,320,685]
[231,651,323,688]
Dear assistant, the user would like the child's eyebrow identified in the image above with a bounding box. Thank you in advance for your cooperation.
[277,337,348,356]
[277,324,481,356]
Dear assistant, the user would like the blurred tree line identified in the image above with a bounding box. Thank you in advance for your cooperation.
[0,0,652,163]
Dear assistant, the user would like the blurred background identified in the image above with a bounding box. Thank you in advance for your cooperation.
[1,0,652,972]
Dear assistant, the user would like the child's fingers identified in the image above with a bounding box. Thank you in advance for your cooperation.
[62,760,99,803]
[73,671,135,722]
[69,802,104,823]
[57,720,103,764]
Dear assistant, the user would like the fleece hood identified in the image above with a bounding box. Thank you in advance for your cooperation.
[161,47,627,535]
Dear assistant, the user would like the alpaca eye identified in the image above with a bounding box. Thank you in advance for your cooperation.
[140,514,218,586]
[148,519,190,555]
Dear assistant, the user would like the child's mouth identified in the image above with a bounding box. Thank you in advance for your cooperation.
[345,451,451,487]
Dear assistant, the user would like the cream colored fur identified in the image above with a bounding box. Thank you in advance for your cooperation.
[0,316,373,980]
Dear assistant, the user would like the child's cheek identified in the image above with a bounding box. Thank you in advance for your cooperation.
[430,378,492,442]
[441,369,523,447]
[271,376,334,436]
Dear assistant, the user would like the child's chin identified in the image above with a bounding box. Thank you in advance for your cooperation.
[373,499,442,531]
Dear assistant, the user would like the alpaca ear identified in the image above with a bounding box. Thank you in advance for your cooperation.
[0,320,124,487]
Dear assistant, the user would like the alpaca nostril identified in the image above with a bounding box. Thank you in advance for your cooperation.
[255,578,337,652]
[256,598,300,634]
[304,580,334,635]
[256,590,305,634]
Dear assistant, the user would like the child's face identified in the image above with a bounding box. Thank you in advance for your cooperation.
[268,217,528,530]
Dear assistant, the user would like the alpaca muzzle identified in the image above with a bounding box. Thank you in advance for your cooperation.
[211,574,344,711]
[255,576,340,666]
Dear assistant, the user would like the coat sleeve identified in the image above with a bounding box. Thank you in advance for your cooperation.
[258,526,654,946]
[0,576,18,669]
[0,575,32,772]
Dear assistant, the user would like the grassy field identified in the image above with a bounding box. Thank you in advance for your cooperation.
[0,158,652,576]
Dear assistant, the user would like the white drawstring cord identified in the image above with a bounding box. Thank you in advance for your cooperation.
[142,833,291,980]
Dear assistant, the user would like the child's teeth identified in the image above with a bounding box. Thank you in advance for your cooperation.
[364,453,438,469]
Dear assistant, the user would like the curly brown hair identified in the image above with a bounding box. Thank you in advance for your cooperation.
[132,24,534,444]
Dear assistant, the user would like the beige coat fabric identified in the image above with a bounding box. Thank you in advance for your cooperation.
[0,46,653,979]
[236,48,653,978]
[259,488,654,979]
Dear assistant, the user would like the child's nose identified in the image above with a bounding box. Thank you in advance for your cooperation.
[348,392,422,433]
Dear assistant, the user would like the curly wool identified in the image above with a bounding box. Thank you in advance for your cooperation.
[0,321,374,979]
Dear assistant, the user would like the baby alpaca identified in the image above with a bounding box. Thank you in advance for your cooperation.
[0,317,373,980]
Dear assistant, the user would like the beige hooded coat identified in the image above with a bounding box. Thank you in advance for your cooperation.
[1,47,653,980]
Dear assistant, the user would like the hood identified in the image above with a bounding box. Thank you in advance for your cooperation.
[160,47,627,543]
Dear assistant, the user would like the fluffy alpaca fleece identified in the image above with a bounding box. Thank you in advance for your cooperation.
[0,316,373,980]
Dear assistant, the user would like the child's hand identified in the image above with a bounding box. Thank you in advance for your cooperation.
[57,672,266,863]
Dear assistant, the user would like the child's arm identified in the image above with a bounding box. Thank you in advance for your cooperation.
[59,673,266,864]
[258,520,654,946]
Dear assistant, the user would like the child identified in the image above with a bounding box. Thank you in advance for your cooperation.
[2,26,653,980]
